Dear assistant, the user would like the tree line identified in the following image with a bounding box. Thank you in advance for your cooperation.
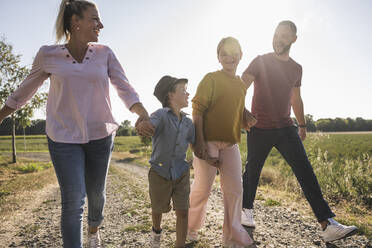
[1,115,372,136]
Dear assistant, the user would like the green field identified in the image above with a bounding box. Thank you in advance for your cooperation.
[1,132,371,237]
[1,133,371,207]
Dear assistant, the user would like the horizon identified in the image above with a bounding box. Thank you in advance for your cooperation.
[1,0,371,124]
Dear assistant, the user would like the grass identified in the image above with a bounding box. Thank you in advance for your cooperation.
[0,135,49,152]
[0,154,56,217]
[1,133,371,238]
[264,198,281,207]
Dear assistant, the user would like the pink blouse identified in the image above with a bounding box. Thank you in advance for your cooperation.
[5,44,140,143]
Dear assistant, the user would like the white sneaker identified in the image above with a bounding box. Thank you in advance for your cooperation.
[150,229,162,248]
[241,209,255,228]
[88,230,101,248]
[186,230,198,242]
[321,218,358,242]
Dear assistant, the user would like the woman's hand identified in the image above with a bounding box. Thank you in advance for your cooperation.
[135,118,154,137]
[130,102,154,136]
[0,105,16,125]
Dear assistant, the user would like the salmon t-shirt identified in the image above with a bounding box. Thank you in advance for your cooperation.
[243,53,302,129]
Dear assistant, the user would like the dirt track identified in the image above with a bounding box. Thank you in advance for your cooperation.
[0,153,371,247]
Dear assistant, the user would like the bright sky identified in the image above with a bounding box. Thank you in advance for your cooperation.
[1,0,371,125]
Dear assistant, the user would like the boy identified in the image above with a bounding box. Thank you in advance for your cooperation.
[138,75,195,248]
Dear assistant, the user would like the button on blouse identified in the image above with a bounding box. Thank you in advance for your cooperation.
[5,44,140,143]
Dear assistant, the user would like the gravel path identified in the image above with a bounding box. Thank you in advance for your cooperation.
[0,155,370,247]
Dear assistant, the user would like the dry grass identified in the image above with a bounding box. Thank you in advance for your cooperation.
[0,155,57,217]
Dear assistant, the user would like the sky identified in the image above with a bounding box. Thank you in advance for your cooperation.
[1,0,371,125]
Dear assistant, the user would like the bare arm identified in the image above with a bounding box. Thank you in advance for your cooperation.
[241,72,255,89]
[241,72,257,130]
[291,87,306,141]
[0,105,16,123]
[242,107,257,131]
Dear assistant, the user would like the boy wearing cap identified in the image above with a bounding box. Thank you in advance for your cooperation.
[140,75,195,248]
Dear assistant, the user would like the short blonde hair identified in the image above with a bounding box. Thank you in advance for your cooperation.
[217,37,242,55]
[55,0,96,43]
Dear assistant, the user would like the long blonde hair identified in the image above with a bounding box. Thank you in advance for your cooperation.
[55,0,95,43]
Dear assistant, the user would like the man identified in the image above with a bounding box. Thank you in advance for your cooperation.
[241,20,358,243]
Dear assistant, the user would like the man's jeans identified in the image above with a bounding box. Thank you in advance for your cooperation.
[242,126,335,222]
[48,134,114,248]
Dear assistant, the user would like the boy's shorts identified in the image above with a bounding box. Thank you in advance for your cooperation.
[148,167,190,213]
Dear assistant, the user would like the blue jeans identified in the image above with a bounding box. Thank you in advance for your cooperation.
[242,126,335,222]
[48,134,114,248]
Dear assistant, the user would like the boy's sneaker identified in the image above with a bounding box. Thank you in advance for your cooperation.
[241,209,255,228]
[88,230,101,248]
[151,228,162,248]
[321,218,358,242]
[186,230,198,242]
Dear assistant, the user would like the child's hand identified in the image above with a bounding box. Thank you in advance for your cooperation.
[205,155,220,168]
[242,109,257,131]
[192,140,207,159]
[136,120,155,137]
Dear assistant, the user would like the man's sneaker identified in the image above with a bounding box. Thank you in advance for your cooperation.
[150,228,162,248]
[241,209,255,228]
[88,230,101,248]
[321,218,358,242]
[186,230,198,242]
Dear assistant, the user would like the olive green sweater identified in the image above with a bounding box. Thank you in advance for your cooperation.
[192,70,247,144]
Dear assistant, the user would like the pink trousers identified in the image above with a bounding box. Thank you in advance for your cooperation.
[188,141,253,246]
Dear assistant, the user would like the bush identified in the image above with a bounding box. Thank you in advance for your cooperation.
[15,162,52,173]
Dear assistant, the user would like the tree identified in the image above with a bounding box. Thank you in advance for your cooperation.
[117,120,135,136]
[305,114,316,132]
[15,92,47,150]
[0,38,47,162]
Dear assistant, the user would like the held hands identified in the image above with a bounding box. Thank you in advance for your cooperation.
[135,116,155,137]
[192,140,220,168]
[242,109,257,131]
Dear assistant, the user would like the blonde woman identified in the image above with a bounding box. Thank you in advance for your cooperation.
[187,37,256,248]
[0,0,153,247]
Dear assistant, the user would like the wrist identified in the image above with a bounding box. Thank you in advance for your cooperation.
[298,124,306,128]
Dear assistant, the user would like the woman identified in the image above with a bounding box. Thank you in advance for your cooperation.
[187,37,256,248]
[0,0,153,247]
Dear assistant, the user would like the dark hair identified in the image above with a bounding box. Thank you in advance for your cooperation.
[55,0,96,42]
[163,81,187,108]
[278,20,297,34]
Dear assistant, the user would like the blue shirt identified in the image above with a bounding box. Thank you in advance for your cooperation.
[149,108,195,180]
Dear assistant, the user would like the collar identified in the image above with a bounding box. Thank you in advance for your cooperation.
[164,107,189,118]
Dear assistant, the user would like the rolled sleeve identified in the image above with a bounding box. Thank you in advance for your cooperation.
[5,47,49,110]
[107,47,140,109]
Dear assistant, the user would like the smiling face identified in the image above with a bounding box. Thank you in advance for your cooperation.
[217,39,242,73]
[168,83,189,109]
[272,24,297,56]
[72,6,104,43]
